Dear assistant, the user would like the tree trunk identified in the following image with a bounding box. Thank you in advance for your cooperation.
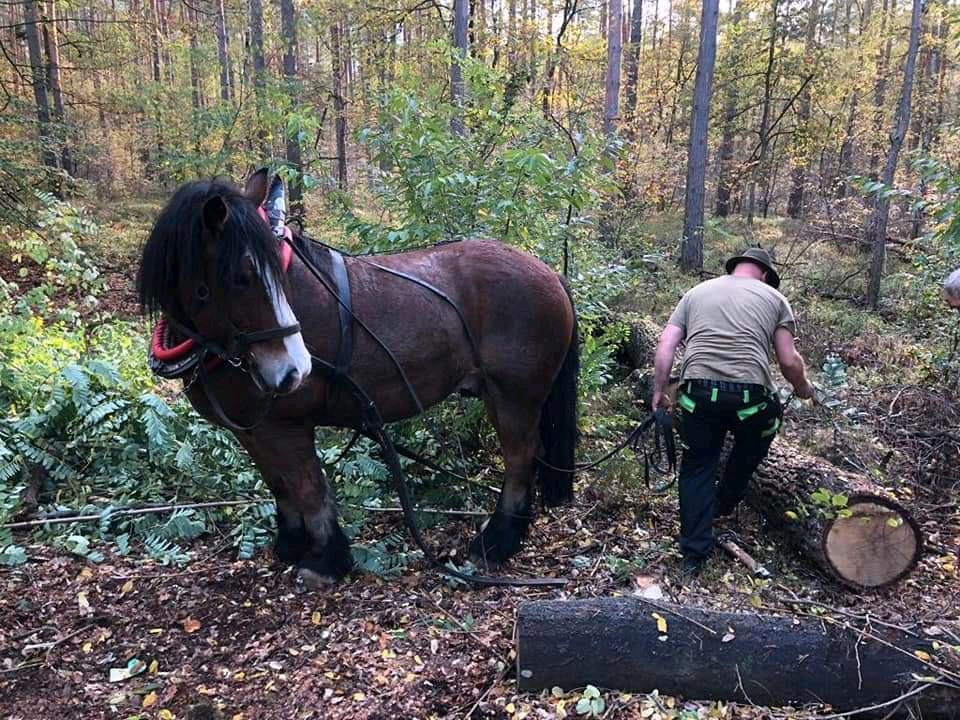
[187,7,203,114]
[786,0,820,218]
[680,0,720,273]
[623,0,643,122]
[865,0,923,309]
[517,599,960,716]
[280,0,303,212]
[331,21,348,190]
[714,0,742,217]
[215,0,233,102]
[451,0,469,135]
[739,440,922,589]
[23,0,55,169]
[249,0,268,155]
[869,0,896,179]
[835,0,873,198]
[746,0,780,224]
[44,0,72,175]
[603,0,622,139]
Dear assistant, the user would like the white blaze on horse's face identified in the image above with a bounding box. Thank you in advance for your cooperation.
[249,254,312,395]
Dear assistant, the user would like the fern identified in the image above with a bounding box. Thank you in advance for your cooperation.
[144,535,190,565]
[61,364,90,408]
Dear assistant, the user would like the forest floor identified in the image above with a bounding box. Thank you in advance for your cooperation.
[3,209,960,719]
[1,477,958,720]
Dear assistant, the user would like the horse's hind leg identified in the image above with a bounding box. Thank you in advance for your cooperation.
[469,398,540,566]
[238,426,353,587]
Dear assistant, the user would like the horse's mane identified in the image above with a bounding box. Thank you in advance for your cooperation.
[137,178,282,317]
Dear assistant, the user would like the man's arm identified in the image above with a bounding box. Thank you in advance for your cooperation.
[652,324,685,410]
[773,327,815,399]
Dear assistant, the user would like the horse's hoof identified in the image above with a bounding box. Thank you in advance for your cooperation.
[296,567,338,591]
[468,533,510,568]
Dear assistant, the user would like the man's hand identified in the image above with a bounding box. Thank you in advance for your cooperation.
[794,379,816,401]
[652,390,673,412]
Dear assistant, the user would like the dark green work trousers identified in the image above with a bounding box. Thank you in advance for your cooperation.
[676,380,783,561]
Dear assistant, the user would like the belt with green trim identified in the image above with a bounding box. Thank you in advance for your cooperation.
[686,379,767,394]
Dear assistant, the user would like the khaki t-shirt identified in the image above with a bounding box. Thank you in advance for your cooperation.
[667,275,797,388]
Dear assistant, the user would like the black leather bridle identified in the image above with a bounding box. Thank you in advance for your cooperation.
[165,314,302,432]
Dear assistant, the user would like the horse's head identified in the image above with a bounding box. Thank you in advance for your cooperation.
[138,171,312,396]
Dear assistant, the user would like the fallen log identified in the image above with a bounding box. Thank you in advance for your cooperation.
[516,598,960,718]
[739,439,922,589]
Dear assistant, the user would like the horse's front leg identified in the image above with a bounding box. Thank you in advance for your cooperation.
[238,425,353,587]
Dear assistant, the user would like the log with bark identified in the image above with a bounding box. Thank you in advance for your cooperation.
[737,438,923,590]
[517,598,960,717]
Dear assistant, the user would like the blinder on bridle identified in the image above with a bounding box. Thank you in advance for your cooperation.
[165,315,301,371]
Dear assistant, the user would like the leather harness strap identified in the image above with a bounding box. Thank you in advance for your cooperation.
[328,249,354,376]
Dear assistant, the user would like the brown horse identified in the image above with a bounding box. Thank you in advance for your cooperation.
[137,170,579,588]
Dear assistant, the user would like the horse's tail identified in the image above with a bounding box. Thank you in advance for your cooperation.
[538,278,579,507]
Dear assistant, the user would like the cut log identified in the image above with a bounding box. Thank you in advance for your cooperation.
[738,439,922,590]
[517,598,960,717]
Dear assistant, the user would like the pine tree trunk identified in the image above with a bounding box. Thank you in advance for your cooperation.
[714,0,742,217]
[865,0,924,309]
[331,21,348,190]
[187,7,203,114]
[835,0,873,198]
[215,0,233,102]
[45,0,72,175]
[786,0,820,218]
[603,0,622,139]
[517,600,959,714]
[249,0,268,155]
[680,0,720,272]
[280,0,303,212]
[623,0,642,123]
[869,0,895,179]
[451,0,469,135]
[729,440,920,587]
[23,0,56,170]
[746,0,780,224]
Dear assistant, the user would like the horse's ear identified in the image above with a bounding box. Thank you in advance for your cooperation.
[244,167,270,206]
[203,195,229,234]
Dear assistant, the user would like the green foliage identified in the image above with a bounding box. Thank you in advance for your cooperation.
[574,685,606,717]
[349,48,609,262]
[1,192,104,323]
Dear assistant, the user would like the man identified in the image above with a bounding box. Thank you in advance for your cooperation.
[944,269,960,310]
[652,248,816,574]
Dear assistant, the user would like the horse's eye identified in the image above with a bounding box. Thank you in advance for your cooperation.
[195,284,210,302]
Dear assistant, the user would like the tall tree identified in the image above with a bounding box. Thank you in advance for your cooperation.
[331,19,348,189]
[680,0,720,272]
[249,0,268,154]
[786,0,820,218]
[451,0,469,135]
[603,0,622,139]
[215,0,233,102]
[746,0,781,223]
[836,0,873,198]
[715,0,743,217]
[623,0,643,123]
[23,0,55,169]
[44,0,72,175]
[865,0,924,308]
[280,0,303,211]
